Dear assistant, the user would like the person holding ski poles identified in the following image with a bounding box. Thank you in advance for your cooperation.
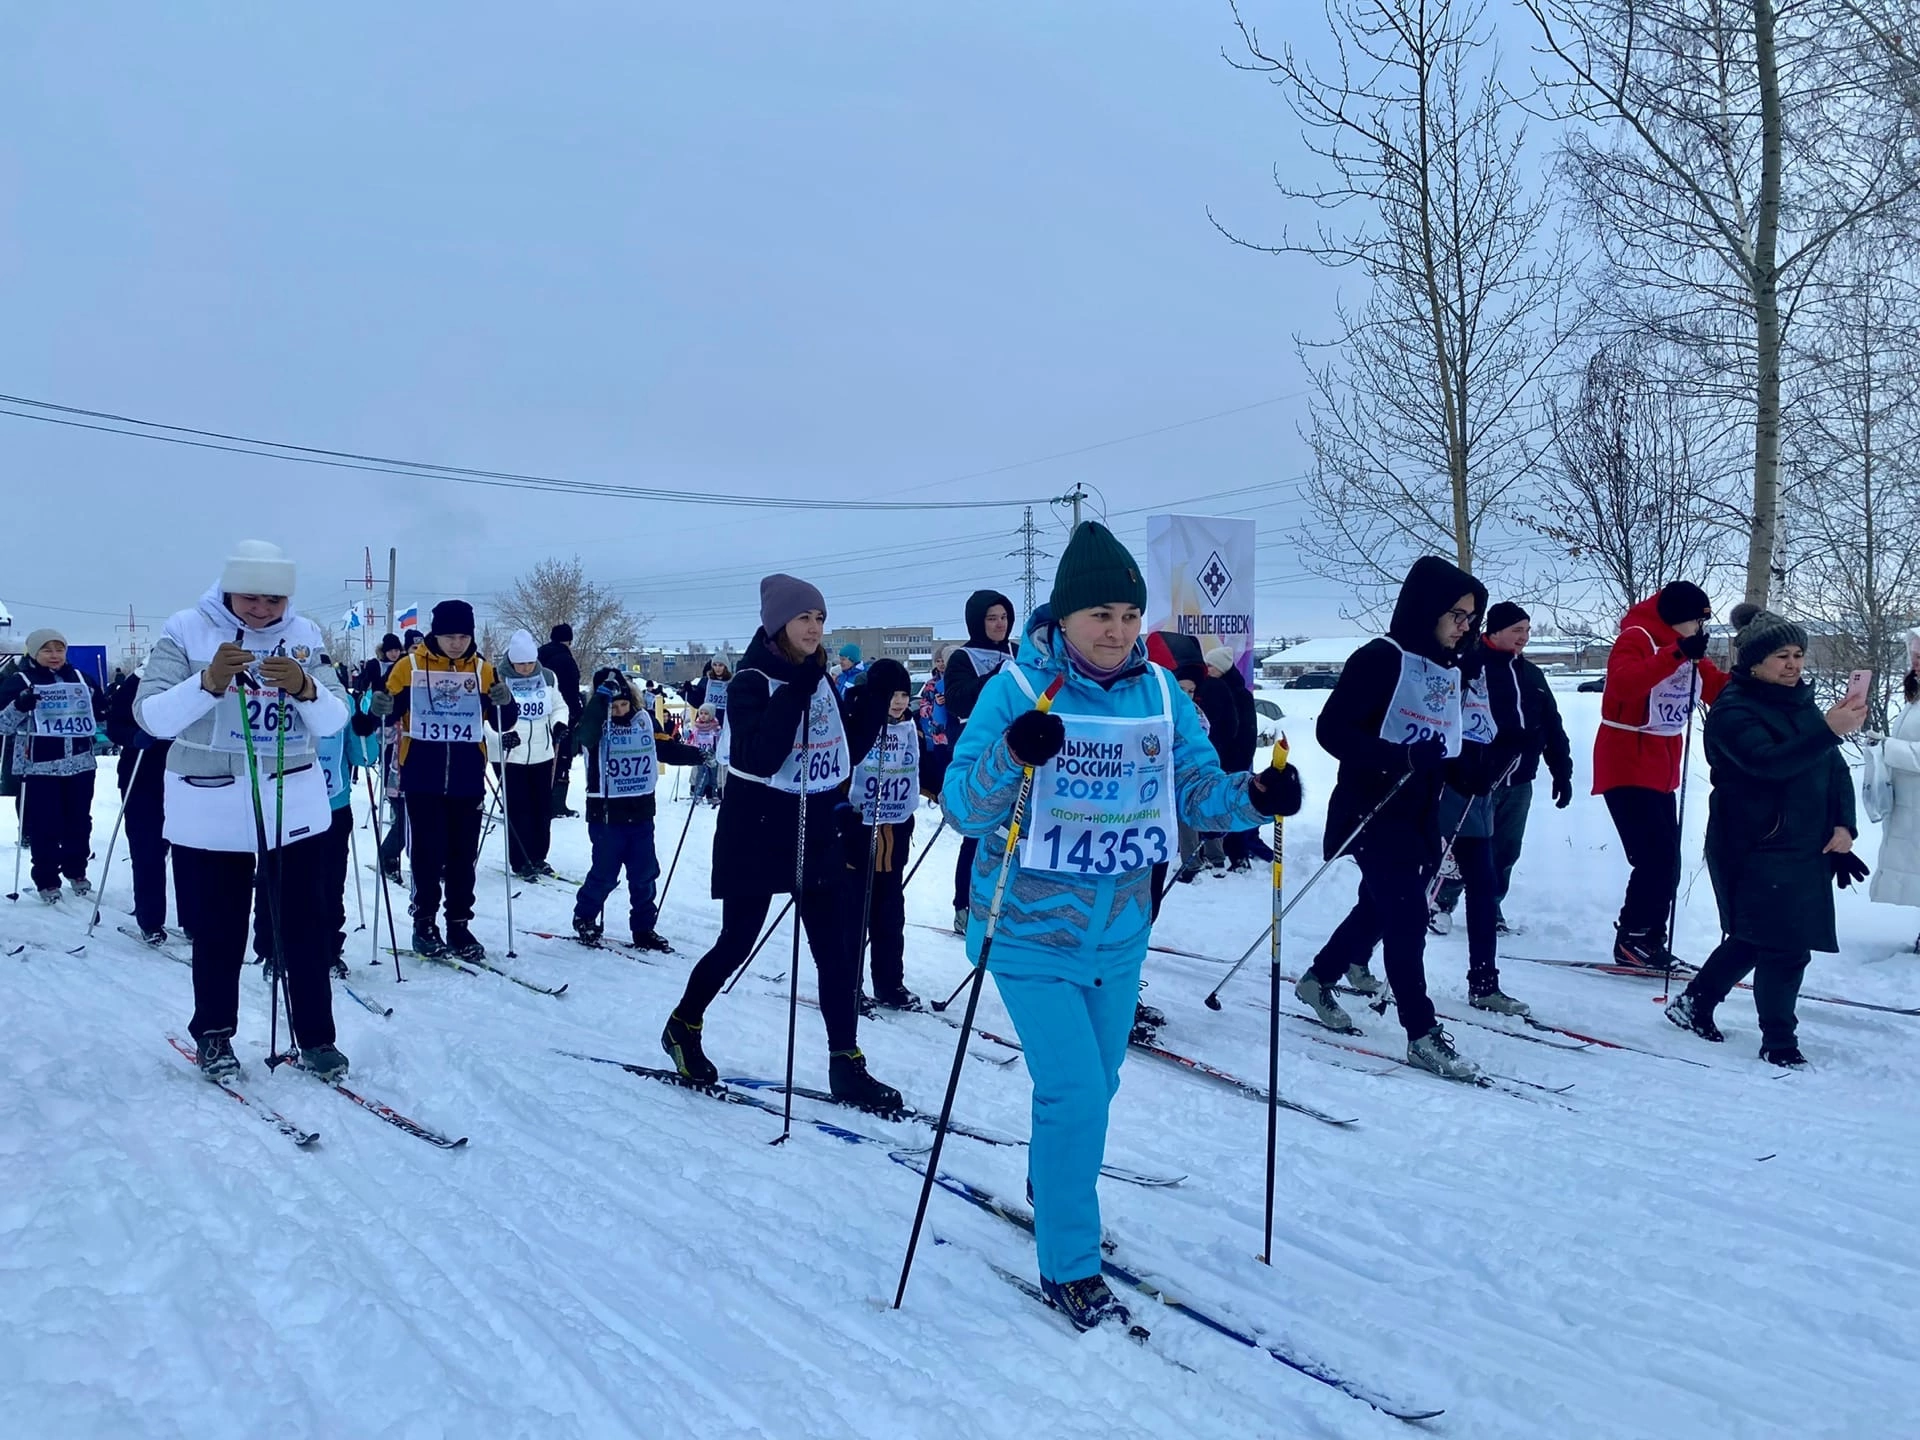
[1290,555,1489,1081]
[488,628,560,880]
[943,522,1301,1331]
[0,628,105,904]
[944,590,1018,935]
[135,541,352,1081]
[660,574,902,1113]
[834,659,923,1010]
[539,623,585,818]
[106,665,187,946]
[1594,581,1728,971]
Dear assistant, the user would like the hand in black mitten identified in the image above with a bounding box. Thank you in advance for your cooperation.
[1676,631,1710,661]
[1249,763,1303,818]
[12,688,39,713]
[350,711,380,738]
[1405,737,1448,775]
[501,731,522,753]
[1006,709,1066,768]
[1552,773,1574,809]
[1831,852,1871,888]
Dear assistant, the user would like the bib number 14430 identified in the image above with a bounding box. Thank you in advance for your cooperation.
[1037,823,1169,876]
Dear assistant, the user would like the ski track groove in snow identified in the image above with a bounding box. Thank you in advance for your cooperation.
[3,688,1916,1438]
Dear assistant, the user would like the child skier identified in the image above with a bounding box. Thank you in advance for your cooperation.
[835,659,923,1010]
[490,628,561,880]
[1289,555,1489,1082]
[0,628,105,903]
[661,574,901,1112]
[944,523,1300,1331]
[135,541,353,1081]
[688,704,724,805]
[571,666,707,951]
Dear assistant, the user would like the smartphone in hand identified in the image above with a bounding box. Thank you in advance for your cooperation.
[1844,669,1873,707]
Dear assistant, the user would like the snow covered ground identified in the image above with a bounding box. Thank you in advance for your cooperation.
[4,685,1918,1439]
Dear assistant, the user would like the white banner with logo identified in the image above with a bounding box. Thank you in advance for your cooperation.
[1145,514,1257,683]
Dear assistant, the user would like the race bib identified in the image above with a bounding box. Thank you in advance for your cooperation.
[211,649,313,757]
[1461,671,1495,746]
[1379,642,1463,759]
[1022,711,1176,876]
[754,677,850,795]
[317,730,350,805]
[507,674,548,724]
[1642,664,1697,737]
[853,720,919,825]
[30,681,94,740]
[957,647,1011,680]
[706,679,729,711]
[408,667,483,744]
[602,722,658,799]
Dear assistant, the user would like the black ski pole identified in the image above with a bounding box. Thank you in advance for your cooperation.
[1203,770,1414,1010]
[899,812,946,893]
[722,897,794,995]
[896,674,1062,1308]
[86,749,143,937]
[362,766,404,981]
[1260,737,1287,1267]
[656,780,700,914]
[1662,670,1698,1006]
[6,729,28,901]
[775,712,809,1146]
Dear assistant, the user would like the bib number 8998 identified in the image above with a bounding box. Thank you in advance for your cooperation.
[1038,824,1170,875]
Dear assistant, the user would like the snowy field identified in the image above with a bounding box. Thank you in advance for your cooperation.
[4,686,1918,1440]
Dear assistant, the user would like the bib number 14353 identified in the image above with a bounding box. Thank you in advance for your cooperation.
[1036,823,1170,876]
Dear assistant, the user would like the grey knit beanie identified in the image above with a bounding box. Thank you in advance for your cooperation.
[759,573,826,638]
[1729,602,1808,673]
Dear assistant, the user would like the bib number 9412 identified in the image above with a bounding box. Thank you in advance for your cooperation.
[1038,824,1169,875]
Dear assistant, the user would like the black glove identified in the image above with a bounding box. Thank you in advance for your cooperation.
[501,731,522,753]
[1831,851,1870,889]
[1552,772,1573,809]
[1248,763,1303,818]
[368,691,395,717]
[1405,737,1448,775]
[12,688,39,713]
[1676,631,1709,661]
[1006,709,1066,768]
[350,712,380,738]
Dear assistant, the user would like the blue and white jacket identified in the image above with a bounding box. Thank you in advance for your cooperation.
[943,611,1263,984]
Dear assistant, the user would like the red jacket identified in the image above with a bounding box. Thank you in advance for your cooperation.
[1591,596,1728,794]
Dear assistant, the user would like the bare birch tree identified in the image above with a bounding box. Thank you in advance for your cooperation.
[1523,0,1920,608]
[1216,0,1573,600]
[497,556,648,673]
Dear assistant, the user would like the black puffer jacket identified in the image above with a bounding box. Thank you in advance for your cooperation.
[944,589,1017,746]
[575,669,707,826]
[1703,674,1855,953]
[106,674,171,795]
[1315,555,1487,862]
[537,638,584,729]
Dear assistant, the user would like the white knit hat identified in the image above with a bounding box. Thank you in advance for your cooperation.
[1204,646,1237,674]
[220,540,296,598]
[507,629,538,664]
[22,627,65,658]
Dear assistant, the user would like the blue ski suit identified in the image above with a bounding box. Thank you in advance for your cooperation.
[943,612,1264,1282]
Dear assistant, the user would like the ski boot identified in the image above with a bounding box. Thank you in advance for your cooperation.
[1426,908,1453,937]
[828,1049,904,1115]
[536,860,558,878]
[295,1043,350,1083]
[1760,1044,1808,1069]
[446,923,486,963]
[412,923,449,959]
[1407,1025,1480,1082]
[381,861,404,886]
[1229,857,1253,874]
[1615,928,1679,973]
[512,865,540,883]
[629,930,674,954]
[139,927,169,947]
[856,992,879,1019]
[1039,1274,1134,1333]
[37,887,60,905]
[67,876,92,898]
[873,985,925,1013]
[952,908,968,937]
[1494,916,1525,938]
[330,950,350,980]
[1174,859,1204,885]
[1664,991,1724,1042]
[573,914,604,945]
[1342,964,1383,997]
[1469,989,1531,1017]
[1294,972,1358,1033]
[661,1011,719,1085]
[195,1028,242,1082]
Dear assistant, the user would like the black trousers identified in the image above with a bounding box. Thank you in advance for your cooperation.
[1435,781,1533,921]
[405,792,482,928]
[255,804,353,960]
[678,888,858,1052]
[550,726,576,815]
[499,760,554,871]
[952,836,979,912]
[121,763,183,933]
[1604,787,1680,938]
[181,841,336,1049]
[1308,838,1439,1039]
[21,771,94,891]
[1687,938,1811,1049]
[378,797,407,872]
[840,855,908,995]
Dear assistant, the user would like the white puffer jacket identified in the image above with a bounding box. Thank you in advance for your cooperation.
[137,584,349,854]
[485,665,560,765]
[1871,701,1920,909]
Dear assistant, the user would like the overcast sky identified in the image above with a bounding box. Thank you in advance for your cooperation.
[1,1,1371,659]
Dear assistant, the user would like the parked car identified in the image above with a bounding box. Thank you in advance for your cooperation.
[1577,676,1606,693]
[1284,671,1340,690]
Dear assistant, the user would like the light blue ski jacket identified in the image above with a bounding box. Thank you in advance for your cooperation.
[943,612,1263,984]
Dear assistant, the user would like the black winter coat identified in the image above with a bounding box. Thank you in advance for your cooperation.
[710,629,888,899]
[1217,665,1259,774]
[537,640,584,728]
[944,589,1018,746]
[575,692,706,826]
[1476,644,1572,788]
[1703,675,1856,954]
[106,674,172,795]
[1316,556,1487,863]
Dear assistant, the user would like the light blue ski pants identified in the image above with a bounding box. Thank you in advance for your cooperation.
[992,959,1141,1283]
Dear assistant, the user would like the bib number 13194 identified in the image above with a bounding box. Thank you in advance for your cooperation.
[1037,823,1169,876]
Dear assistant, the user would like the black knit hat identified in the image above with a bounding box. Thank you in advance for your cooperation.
[431,599,476,636]
[1485,601,1529,635]
[1050,522,1147,620]
[1729,602,1808,673]
[379,633,403,653]
[551,623,573,644]
[1656,581,1712,627]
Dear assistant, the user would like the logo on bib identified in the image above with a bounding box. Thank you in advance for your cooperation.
[809,693,835,737]
[431,675,472,707]
[291,645,312,663]
[1139,732,1162,759]
[1422,673,1453,713]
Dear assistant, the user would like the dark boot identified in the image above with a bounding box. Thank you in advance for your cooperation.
[828,1049,903,1115]
[1039,1274,1134,1332]
[1664,990,1724,1042]
[446,923,485,962]
[412,923,448,959]
[195,1028,242,1082]
[661,1012,718,1085]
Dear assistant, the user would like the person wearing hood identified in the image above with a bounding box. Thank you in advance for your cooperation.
[105,666,187,945]
[944,522,1300,1332]
[134,541,352,1083]
[539,623,585,818]
[1594,581,1730,970]
[1866,630,1920,945]
[359,599,519,963]
[1664,605,1866,1066]
[0,627,106,903]
[1290,555,1489,1082]
[661,574,902,1114]
[353,633,405,698]
[571,666,708,951]
[944,589,1018,934]
[487,628,561,880]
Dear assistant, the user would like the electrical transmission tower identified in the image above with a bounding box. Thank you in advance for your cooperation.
[1010,507,1051,617]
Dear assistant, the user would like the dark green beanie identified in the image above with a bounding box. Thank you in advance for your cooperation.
[1729,602,1808,673]
[1050,521,1148,619]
